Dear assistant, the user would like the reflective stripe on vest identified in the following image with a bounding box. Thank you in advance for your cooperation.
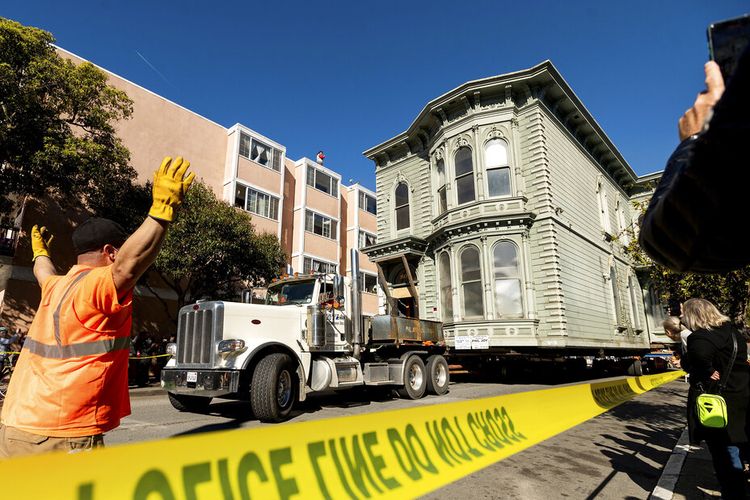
[23,335,131,359]
[53,270,92,347]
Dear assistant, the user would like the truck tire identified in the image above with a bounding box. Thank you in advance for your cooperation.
[396,355,427,400]
[168,392,212,413]
[626,359,643,376]
[251,353,297,423]
[426,355,450,396]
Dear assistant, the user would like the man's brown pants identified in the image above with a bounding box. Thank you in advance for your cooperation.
[0,424,103,459]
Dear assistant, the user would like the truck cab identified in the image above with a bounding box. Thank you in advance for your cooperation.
[161,251,449,422]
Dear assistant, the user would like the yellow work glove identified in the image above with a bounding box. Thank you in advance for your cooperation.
[148,156,196,222]
[31,225,53,262]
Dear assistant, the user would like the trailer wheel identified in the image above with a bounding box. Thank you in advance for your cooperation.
[251,353,297,423]
[396,355,427,400]
[426,355,450,396]
[168,392,212,413]
[626,359,643,376]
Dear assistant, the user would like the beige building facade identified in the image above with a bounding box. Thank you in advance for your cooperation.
[0,47,380,336]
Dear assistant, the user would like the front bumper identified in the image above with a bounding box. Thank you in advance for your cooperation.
[161,368,240,397]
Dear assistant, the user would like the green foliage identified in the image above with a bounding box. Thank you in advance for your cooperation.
[0,17,137,213]
[624,200,750,323]
[154,181,287,309]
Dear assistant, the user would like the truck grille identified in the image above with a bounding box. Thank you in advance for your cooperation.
[176,302,224,367]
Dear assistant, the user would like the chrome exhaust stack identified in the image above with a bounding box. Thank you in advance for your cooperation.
[350,248,363,359]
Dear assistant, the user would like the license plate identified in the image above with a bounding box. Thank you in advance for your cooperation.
[186,371,198,383]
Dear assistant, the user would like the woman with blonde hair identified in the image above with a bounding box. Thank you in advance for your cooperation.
[684,298,749,499]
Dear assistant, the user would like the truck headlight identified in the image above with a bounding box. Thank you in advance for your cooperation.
[218,339,246,353]
[166,343,177,357]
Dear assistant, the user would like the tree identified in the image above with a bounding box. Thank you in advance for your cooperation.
[0,17,137,213]
[153,181,287,311]
[625,200,750,323]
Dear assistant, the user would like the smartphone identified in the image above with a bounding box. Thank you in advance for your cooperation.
[708,14,750,82]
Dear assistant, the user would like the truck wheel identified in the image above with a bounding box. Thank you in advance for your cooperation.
[426,355,450,396]
[168,392,212,413]
[626,359,643,376]
[396,355,427,400]
[251,353,297,423]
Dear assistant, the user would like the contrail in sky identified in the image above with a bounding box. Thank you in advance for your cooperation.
[135,50,177,89]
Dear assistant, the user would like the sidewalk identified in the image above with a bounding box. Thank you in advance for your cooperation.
[651,428,722,499]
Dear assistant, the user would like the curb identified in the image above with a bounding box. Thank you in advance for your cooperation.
[129,386,164,398]
[649,427,691,500]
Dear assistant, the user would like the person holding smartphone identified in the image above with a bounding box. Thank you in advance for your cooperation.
[639,18,750,274]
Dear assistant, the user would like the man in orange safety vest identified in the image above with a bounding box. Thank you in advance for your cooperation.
[0,156,194,458]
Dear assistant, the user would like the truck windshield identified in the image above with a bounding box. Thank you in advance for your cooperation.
[266,280,316,305]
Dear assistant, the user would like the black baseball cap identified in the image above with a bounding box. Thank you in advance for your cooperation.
[72,218,128,255]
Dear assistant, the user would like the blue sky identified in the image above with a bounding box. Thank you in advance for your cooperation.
[3,1,746,190]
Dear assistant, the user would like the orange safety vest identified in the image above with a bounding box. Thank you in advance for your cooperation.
[1,265,132,437]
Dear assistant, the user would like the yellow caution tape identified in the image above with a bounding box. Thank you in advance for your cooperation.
[0,371,683,499]
[128,353,172,360]
[0,351,21,355]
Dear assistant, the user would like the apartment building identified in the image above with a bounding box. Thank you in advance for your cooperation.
[0,47,380,336]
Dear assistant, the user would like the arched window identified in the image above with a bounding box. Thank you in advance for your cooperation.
[439,252,453,321]
[628,275,641,330]
[395,182,410,230]
[485,139,511,197]
[610,267,622,324]
[492,241,523,317]
[436,159,447,214]
[454,147,475,205]
[460,246,484,318]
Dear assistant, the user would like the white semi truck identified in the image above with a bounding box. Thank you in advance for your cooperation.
[161,251,449,422]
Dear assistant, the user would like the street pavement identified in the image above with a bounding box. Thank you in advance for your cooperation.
[107,375,698,499]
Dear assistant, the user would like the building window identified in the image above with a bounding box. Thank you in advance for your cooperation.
[436,159,447,214]
[305,210,338,240]
[239,133,281,171]
[616,198,629,245]
[395,182,410,230]
[439,252,453,322]
[492,241,523,317]
[485,139,511,197]
[303,257,337,274]
[610,267,623,325]
[460,246,484,319]
[455,147,475,205]
[307,166,339,197]
[597,181,612,235]
[628,275,642,330]
[234,183,279,220]
[359,192,377,215]
[358,230,377,249]
[358,272,378,294]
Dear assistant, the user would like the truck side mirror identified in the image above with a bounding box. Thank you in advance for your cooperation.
[333,275,345,300]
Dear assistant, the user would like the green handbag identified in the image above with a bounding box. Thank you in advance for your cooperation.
[695,332,737,429]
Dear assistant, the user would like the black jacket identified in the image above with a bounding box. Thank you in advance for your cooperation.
[639,46,750,273]
[687,323,749,444]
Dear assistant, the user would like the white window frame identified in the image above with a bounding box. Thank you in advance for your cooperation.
[358,272,378,294]
[394,182,410,230]
[307,166,339,197]
[234,183,280,220]
[454,147,476,206]
[358,230,377,249]
[303,256,337,274]
[491,240,524,318]
[436,158,447,215]
[597,180,612,235]
[359,192,377,215]
[305,210,338,240]
[438,251,453,322]
[459,245,484,319]
[484,139,512,198]
[239,132,281,172]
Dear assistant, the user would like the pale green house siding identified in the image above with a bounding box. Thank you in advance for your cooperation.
[364,61,662,353]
